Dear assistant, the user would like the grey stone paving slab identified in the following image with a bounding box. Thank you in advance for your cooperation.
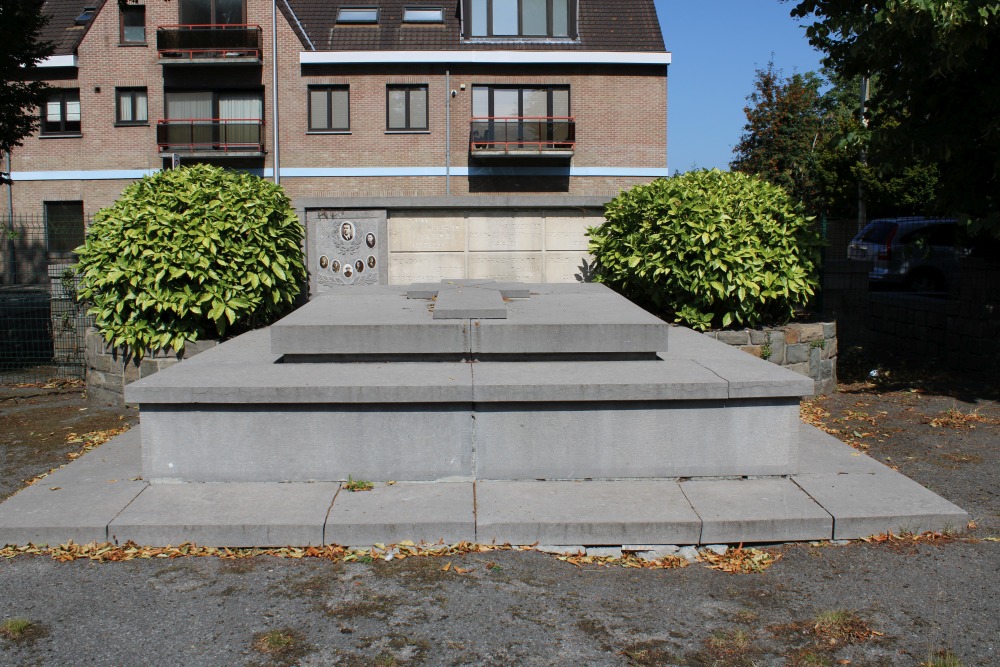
[140,404,474,483]
[0,481,147,546]
[680,478,833,544]
[325,482,474,546]
[476,480,702,545]
[472,292,670,354]
[108,482,340,547]
[126,356,474,404]
[475,399,800,479]
[270,293,470,355]
[38,428,142,486]
[792,472,970,539]
[471,358,729,402]
[433,286,507,319]
[663,327,814,398]
[797,424,893,474]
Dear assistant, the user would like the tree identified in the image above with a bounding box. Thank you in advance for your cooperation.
[0,0,53,185]
[785,0,1000,225]
[733,63,942,219]
[731,61,827,212]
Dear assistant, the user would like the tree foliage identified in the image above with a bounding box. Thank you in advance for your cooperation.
[0,0,52,184]
[76,165,307,360]
[732,62,942,219]
[786,0,1000,224]
[588,170,822,331]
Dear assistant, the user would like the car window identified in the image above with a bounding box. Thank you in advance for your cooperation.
[900,224,955,246]
[860,221,898,244]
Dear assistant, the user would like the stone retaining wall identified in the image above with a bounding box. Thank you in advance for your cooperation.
[85,329,218,405]
[703,322,838,395]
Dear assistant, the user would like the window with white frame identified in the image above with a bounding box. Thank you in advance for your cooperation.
[387,85,428,131]
[403,7,444,22]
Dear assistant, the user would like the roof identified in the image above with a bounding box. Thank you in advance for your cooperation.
[37,0,106,56]
[284,0,666,52]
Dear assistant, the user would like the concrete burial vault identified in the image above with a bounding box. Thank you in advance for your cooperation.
[0,280,969,548]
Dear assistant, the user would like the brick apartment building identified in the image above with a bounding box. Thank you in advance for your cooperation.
[7,0,670,286]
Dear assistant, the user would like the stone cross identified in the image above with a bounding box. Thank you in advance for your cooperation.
[406,279,530,320]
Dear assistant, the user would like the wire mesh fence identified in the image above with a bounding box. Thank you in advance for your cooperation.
[1,213,93,384]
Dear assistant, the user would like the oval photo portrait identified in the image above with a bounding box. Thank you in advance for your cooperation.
[341,222,355,242]
[343,265,353,278]
[367,255,376,269]
[331,260,341,273]
[365,233,376,248]
[319,255,329,269]
[355,260,364,273]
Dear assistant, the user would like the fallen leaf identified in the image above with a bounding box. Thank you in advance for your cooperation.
[441,561,452,572]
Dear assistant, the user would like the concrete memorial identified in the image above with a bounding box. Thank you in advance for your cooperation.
[0,280,969,547]
[306,209,388,293]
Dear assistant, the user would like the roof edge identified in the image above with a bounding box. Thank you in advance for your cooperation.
[301,50,671,66]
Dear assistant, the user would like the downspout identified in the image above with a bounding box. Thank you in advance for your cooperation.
[5,151,13,285]
[272,0,280,185]
[446,70,451,197]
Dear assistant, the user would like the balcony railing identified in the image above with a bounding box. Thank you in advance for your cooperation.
[470,116,575,155]
[157,118,265,153]
[156,25,263,61]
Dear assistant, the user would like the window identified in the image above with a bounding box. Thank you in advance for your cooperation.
[75,6,97,25]
[387,85,428,131]
[162,90,263,150]
[41,89,81,135]
[179,0,244,25]
[308,86,350,132]
[465,0,572,37]
[44,202,85,254]
[403,7,444,22]
[471,85,571,147]
[336,7,379,23]
[116,88,148,124]
[120,4,146,43]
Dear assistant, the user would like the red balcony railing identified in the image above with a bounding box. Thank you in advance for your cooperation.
[470,116,575,154]
[157,118,265,153]
[156,25,263,60]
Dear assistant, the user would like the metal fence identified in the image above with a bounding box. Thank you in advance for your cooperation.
[1,214,93,384]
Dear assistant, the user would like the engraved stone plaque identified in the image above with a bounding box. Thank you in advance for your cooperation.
[467,212,544,252]
[306,209,388,295]
[389,252,466,284]
[389,211,466,252]
[467,252,543,282]
[545,212,604,251]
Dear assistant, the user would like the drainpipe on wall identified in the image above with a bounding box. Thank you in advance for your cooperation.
[445,70,451,197]
[272,0,281,185]
[5,151,14,285]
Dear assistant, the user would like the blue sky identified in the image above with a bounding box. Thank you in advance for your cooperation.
[654,1,825,173]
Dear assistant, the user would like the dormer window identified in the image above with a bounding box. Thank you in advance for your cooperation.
[336,7,379,23]
[465,0,573,38]
[403,7,444,23]
[75,6,97,25]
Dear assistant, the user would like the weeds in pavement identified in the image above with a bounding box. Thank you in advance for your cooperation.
[344,475,374,492]
[0,617,47,643]
[251,627,311,665]
[923,648,963,667]
[811,609,881,644]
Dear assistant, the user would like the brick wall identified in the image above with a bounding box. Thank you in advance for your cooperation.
[9,3,667,216]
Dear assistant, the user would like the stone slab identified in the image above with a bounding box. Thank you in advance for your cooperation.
[680,478,833,543]
[326,482,474,546]
[388,211,466,252]
[388,252,466,285]
[139,404,474,483]
[108,482,339,547]
[474,399,800,479]
[467,212,543,252]
[663,327,814,398]
[0,481,147,546]
[544,252,595,283]
[270,292,470,355]
[38,428,142,486]
[471,359,729,402]
[433,286,508,319]
[792,472,970,539]
[797,424,893,474]
[466,252,543,282]
[476,480,702,545]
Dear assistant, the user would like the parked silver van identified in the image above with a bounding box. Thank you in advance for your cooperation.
[847,217,966,292]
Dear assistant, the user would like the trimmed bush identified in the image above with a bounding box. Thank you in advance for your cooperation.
[76,164,306,360]
[588,169,821,330]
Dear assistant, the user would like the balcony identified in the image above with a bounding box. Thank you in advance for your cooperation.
[156,25,263,63]
[157,118,265,156]
[470,117,575,157]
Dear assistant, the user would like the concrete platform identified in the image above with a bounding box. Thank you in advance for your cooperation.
[0,424,969,548]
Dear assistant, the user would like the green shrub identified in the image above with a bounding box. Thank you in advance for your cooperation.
[588,169,821,330]
[76,164,306,360]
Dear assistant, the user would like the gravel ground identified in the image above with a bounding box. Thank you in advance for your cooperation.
[1,370,998,666]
